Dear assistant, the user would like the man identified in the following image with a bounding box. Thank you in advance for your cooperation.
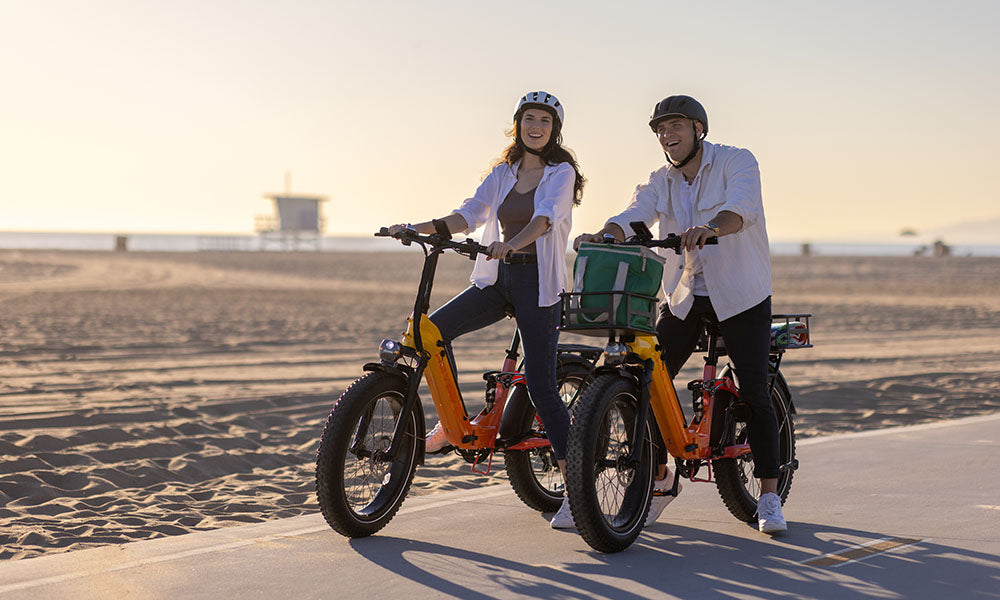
[573,95,786,534]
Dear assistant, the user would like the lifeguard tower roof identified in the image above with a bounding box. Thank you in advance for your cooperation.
[260,193,328,233]
[253,173,328,251]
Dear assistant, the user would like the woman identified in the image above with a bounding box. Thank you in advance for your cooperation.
[388,91,584,528]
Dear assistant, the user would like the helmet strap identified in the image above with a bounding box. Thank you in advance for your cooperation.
[665,121,703,169]
[517,124,559,158]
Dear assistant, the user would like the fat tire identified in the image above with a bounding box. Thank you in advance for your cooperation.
[315,372,420,537]
[565,374,655,553]
[505,364,591,513]
[714,372,795,523]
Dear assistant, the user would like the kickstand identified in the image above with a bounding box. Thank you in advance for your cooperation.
[471,450,494,475]
[669,469,682,496]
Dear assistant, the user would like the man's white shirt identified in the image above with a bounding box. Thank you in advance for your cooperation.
[606,141,772,321]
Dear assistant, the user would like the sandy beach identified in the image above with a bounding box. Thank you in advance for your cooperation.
[1,249,998,561]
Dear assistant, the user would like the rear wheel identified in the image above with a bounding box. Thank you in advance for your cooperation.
[315,372,420,537]
[714,370,795,523]
[565,374,655,553]
[505,363,591,512]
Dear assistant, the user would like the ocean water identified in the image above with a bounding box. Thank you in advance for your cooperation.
[0,232,394,253]
[1,231,999,257]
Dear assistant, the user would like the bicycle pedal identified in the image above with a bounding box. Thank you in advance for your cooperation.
[779,459,799,472]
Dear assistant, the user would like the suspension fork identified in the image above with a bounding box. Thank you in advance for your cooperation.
[350,358,426,462]
[356,246,444,462]
[627,359,655,467]
[386,360,427,460]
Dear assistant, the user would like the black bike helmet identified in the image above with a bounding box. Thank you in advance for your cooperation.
[648,95,708,168]
[648,95,708,134]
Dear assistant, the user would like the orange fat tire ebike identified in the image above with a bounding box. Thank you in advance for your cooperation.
[315,222,597,538]
[562,226,811,552]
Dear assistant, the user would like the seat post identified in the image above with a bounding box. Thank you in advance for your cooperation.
[703,319,721,369]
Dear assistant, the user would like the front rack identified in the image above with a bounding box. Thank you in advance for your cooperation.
[558,291,659,337]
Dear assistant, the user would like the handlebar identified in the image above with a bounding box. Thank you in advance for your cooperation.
[376,225,534,263]
[589,221,718,255]
[636,233,718,251]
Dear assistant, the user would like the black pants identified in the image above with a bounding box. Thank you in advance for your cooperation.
[654,296,780,479]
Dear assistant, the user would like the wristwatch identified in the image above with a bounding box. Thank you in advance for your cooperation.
[703,221,721,235]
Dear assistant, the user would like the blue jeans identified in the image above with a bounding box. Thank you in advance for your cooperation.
[429,262,569,460]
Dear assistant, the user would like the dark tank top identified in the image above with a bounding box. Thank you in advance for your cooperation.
[497,186,537,254]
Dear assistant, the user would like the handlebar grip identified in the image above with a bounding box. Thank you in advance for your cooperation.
[375,227,391,237]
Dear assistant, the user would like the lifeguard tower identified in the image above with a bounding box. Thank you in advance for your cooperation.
[255,174,328,251]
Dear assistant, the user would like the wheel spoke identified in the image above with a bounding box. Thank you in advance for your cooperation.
[341,395,402,513]
[594,400,635,523]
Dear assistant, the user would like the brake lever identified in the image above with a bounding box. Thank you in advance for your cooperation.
[395,227,418,246]
[463,239,480,261]
[665,233,682,255]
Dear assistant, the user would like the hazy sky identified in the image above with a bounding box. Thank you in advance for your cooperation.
[2,0,998,242]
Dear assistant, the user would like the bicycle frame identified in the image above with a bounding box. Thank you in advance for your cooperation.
[606,333,749,463]
[562,229,809,471]
[366,225,577,472]
[398,314,543,453]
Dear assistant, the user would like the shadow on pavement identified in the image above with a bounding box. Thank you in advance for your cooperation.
[348,520,999,599]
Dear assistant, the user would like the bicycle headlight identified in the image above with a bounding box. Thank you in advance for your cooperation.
[379,339,403,363]
[603,342,629,366]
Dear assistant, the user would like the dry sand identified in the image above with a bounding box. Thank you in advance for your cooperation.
[1,249,998,560]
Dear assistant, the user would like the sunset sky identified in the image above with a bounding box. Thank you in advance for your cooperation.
[2,1,998,243]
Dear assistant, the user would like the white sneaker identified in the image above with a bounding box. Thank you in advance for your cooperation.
[550,496,575,529]
[425,422,451,454]
[757,492,787,533]
[645,477,682,527]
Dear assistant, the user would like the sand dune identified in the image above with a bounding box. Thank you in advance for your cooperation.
[1,250,997,560]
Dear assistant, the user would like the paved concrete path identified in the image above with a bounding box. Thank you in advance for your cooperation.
[2,413,998,599]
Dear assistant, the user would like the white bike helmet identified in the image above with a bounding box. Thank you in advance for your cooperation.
[514,91,564,126]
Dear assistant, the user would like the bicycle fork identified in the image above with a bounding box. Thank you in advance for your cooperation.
[355,313,456,464]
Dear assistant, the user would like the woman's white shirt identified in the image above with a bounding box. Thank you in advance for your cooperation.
[452,161,575,307]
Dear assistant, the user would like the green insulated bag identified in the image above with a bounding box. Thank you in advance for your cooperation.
[564,242,666,334]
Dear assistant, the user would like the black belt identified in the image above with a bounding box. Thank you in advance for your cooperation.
[504,254,537,264]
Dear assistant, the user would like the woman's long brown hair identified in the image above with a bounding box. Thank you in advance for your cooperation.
[495,109,585,206]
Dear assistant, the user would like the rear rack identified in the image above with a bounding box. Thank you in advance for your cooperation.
[769,313,813,350]
[695,313,813,355]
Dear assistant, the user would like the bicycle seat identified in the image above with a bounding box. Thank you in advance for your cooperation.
[693,318,726,354]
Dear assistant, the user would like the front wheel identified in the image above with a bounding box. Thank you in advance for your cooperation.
[714,370,795,523]
[315,372,421,537]
[565,374,656,553]
[504,363,591,513]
